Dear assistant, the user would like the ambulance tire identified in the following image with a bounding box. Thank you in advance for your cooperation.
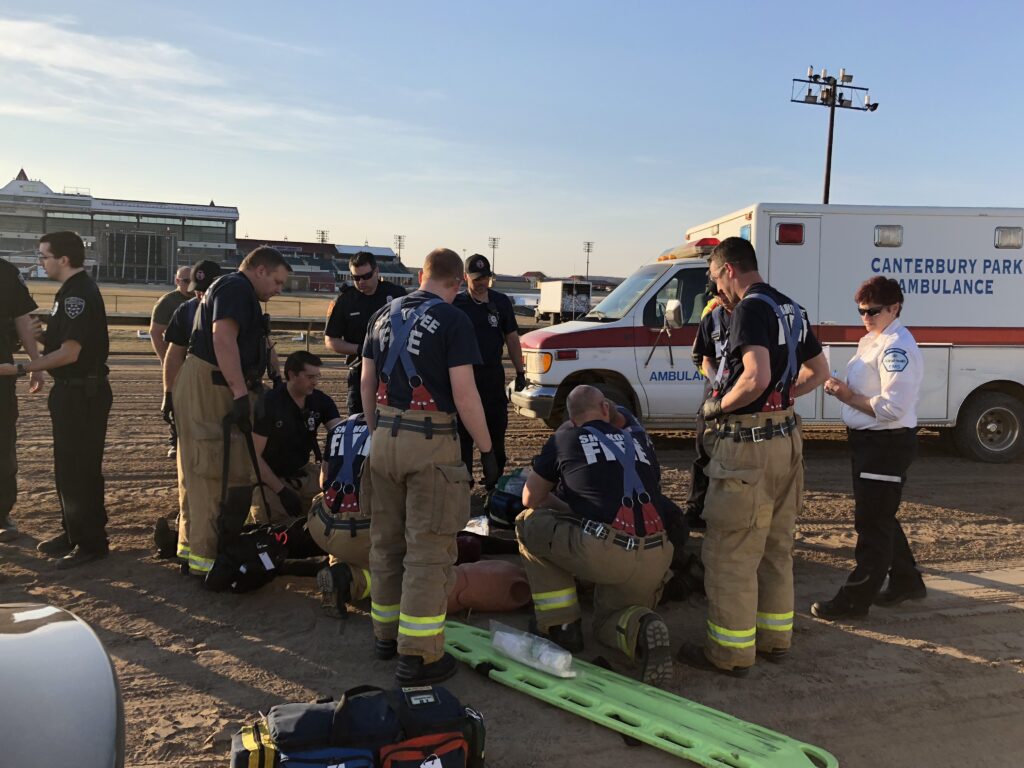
[953,391,1024,463]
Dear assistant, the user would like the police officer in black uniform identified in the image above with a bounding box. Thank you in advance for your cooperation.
[6,232,112,568]
[251,350,342,523]
[453,254,526,483]
[325,251,406,415]
[0,257,45,542]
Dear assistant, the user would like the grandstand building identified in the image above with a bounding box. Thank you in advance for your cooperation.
[0,169,237,284]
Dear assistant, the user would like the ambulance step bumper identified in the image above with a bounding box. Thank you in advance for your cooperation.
[510,385,558,420]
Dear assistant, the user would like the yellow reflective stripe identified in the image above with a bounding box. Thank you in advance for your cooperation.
[188,553,214,574]
[532,587,578,611]
[398,612,446,637]
[371,602,400,623]
[360,569,371,600]
[756,610,794,631]
[615,606,645,656]
[707,620,756,649]
[176,543,190,558]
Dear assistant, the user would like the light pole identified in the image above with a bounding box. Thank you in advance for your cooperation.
[791,66,878,203]
[393,234,405,260]
[583,241,594,281]
[488,236,500,273]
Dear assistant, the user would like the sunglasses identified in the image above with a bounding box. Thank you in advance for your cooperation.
[857,306,885,317]
[352,270,376,282]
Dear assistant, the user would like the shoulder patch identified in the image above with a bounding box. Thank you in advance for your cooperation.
[64,296,85,319]
[881,347,909,373]
[17,271,27,287]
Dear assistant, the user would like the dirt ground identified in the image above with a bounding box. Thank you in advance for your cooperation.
[2,358,1023,768]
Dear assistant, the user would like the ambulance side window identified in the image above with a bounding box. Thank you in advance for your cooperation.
[643,269,707,327]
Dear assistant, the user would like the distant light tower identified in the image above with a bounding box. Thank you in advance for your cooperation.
[791,66,878,203]
[488,236,500,273]
[316,229,329,244]
[583,241,594,281]
[393,234,405,260]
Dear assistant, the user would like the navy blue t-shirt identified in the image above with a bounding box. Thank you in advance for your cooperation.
[322,413,371,491]
[452,288,519,369]
[721,283,822,414]
[362,291,482,414]
[531,415,669,528]
[163,296,199,348]
[188,272,267,377]
[253,385,340,477]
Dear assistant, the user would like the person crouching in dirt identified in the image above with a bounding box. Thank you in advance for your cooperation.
[515,384,678,688]
[250,351,341,525]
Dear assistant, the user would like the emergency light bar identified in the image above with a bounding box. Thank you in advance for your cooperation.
[657,237,720,262]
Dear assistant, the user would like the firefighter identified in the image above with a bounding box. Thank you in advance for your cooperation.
[325,251,406,416]
[150,265,193,458]
[251,351,341,524]
[812,277,926,619]
[0,257,45,542]
[516,384,676,687]
[676,237,828,676]
[684,279,735,530]
[361,247,499,686]
[174,246,290,578]
[0,232,112,568]
[452,253,526,482]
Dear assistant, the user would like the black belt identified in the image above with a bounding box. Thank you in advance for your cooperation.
[211,370,262,391]
[376,414,457,439]
[578,518,665,551]
[717,415,797,443]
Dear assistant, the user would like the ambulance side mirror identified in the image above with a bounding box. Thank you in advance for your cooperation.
[664,299,684,329]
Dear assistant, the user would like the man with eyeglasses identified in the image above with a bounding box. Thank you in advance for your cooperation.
[0,232,112,569]
[150,265,193,458]
[676,237,828,677]
[325,251,406,416]
[250,351,342,524]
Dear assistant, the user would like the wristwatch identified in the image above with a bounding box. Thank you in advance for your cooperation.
[15,363,27,378]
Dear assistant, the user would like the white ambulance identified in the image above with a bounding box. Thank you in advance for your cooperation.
[511,203,1024,463]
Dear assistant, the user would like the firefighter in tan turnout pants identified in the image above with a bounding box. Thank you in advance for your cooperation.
[361,248,500,686]
[174,247,290,578]
[677,237,828,676]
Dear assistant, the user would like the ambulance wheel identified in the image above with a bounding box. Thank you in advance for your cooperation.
[953,392,1024,463]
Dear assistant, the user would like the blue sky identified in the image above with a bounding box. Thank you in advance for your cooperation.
[1,2,1021,276]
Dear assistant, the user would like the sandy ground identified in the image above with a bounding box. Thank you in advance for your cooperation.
[2,358,1023,768]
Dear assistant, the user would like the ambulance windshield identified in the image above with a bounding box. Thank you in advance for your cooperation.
[584,264,667,321]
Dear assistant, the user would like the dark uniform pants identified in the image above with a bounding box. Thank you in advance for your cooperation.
[516,507,673,660]
[1,379,17,521]
[346,363,363,417]
[702,409,802,670]
[49,378,112,550]
[686,378,715,513]
[174,356,257,575]
[307,493,372,602]
[457,365,508,477]
[838,428,920,608]
[367,406,471,660]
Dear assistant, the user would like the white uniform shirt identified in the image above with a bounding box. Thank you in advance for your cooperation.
[842,318,923,430]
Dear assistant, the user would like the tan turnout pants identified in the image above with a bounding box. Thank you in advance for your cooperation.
[174,356,257,576]
[307,492,372,601]
[251,462,321,525]
[516,507,673,660]
[702,409,803,670]
[367,406,471,660]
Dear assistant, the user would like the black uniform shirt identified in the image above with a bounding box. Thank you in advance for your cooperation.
[189,272,266,378]
[692,302,730,368]
[452,288,519,368]
[163,296,199,348]
[253,385,340,477]
[531,416,669,527]
[1,258,37,364]
[44,270,109,379]
[151,289,191,326]
[323,414,371,490]
[720,283,821,414]
[325,280,406,364]
[362,290,482,414]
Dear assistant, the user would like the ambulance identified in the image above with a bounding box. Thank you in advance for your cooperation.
[511,203,1024,463]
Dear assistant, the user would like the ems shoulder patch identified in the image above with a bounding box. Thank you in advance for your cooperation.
[881,347,909,373]
[64,296,85,319]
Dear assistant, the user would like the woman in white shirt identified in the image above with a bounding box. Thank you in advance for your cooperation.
[811,277,926,620]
